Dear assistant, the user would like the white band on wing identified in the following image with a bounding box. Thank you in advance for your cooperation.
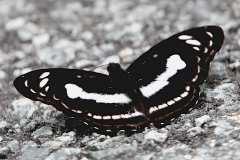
[65,83,131,104]
[140,54,186,97]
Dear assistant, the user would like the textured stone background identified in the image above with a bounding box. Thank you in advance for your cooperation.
[1,0,240,159]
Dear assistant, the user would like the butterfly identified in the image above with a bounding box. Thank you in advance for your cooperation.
[14,26,224,134]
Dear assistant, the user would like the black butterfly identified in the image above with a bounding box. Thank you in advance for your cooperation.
[14,26,224,134]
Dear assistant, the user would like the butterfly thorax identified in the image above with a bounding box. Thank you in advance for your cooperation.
[107,63,149,116]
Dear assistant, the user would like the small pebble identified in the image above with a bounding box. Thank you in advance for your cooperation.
[5,17,25,31]
[32,126,53,139]
[33,33,50,47]
[195,115,211,127]
[17,29,33,42]
[0,121,10,131]
[11,98,37,120]
[7,140,20,153]
[0,70,7,79]
[144,129,168,143]
[118,48,134,58]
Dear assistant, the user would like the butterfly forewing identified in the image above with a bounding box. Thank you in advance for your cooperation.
[127,26,224,117]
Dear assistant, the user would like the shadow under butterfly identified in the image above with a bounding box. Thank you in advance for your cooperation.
[14,26,224,135]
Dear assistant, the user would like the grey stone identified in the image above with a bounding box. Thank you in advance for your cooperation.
[0,121,10,131]
[0,147,10,156]
[187,127,204,137]
[11,98,38,121]
[45,148,81,160]
[89,143,137,160]
[228,50,240,63]
[37,47,75,66]
[99,43,115,54]
[209,61,228,80]
[101,55,120,65]
[32,33,50,47]
[17,29,33,42]
[144,129,168,143]
[158,144,191,160]
[134,153,155,160]
[19,141,50,160]
[81,31,93,41]
[32,126,53,139]
[5,17,25,31]
[195,115,211,127]
[229,61,240,71]
[74,60,97,69]
[118,48,134,58]
[7,140,20,153]
[42,131,76,150]
[0,70,6,79]
[213,120,234,137]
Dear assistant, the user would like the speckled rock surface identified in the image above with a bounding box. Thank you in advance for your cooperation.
[1,0,240,159]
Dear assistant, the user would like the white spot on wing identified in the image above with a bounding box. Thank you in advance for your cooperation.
[39,78,48,88]
[174,97,182,102]
[192,75,198,82]
[185,86,190,91]
[88,113,92,117]
[140,55,186,97]
[53,94,60,100]
[121,114,131,119]
[180,92,188,98]
[40,72,50,79]
[65,84,131,104]
[159,103,168,109]
[93,115,102,119]
[103,116,111,120]
[40,92,46,96]
[24,80,28,87]
[209,40,213,47]
[149,107,158,114]
[204,48,208,53]
[72,109,82,114]
[132,111,144,117]
[30,89,36,93]
[186,39,201,46]
[193,47,200,51]
[206,31,213,38]
[167,100,175,105]
[178,35,192,40]
[45,86,49,92]
[112,115,121,119]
